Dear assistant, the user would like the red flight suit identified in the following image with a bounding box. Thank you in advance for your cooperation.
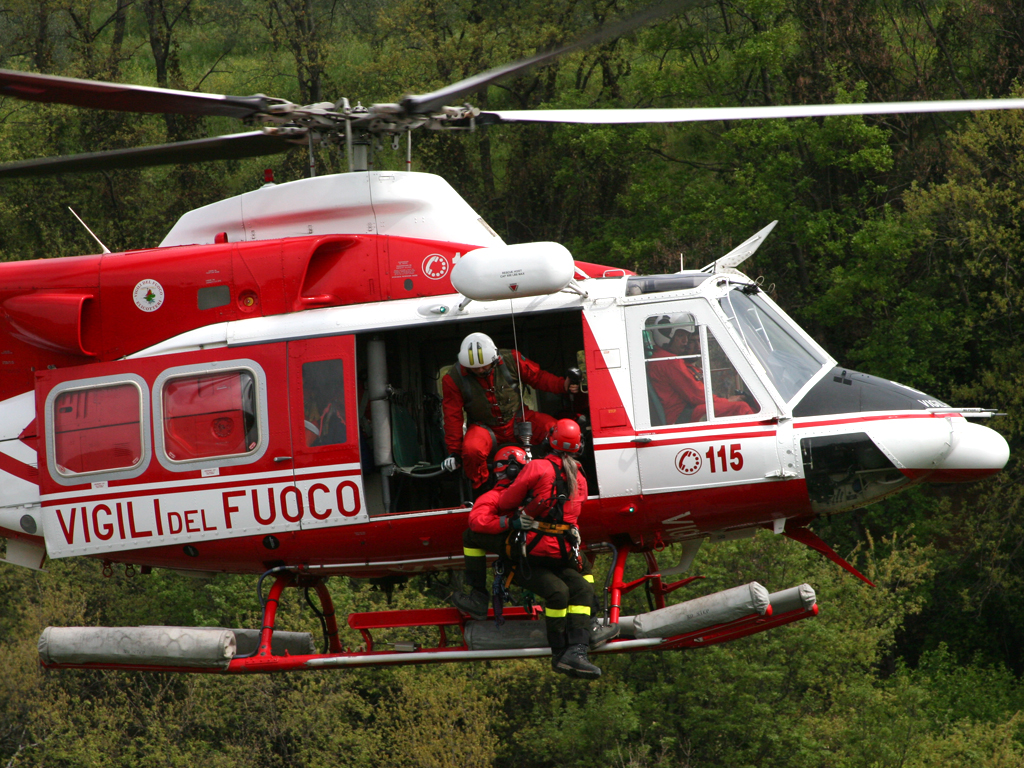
[496,454,593,650]
[648,346,752,423]
[496,455,587,559]
[442,349,564,488]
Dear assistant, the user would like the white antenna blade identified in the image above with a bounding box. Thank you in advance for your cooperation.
[700,220,777,274]
[68,207,111,253]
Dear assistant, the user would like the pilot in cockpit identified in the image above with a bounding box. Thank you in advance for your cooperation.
[647,314,753,423]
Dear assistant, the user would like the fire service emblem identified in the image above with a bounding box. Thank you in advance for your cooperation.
[422,253,449,280]
[133,279,165,312]
[675,448,702,475]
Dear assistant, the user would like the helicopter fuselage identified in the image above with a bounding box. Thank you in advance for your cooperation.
[0,172,1008,576]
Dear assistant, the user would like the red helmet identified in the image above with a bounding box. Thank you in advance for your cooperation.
[493,445,528,476]
[549,419,581,453]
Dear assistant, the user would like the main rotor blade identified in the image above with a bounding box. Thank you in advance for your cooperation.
[0,69,281,119]
[0,131,293,178]
[479,99,1024,125]
[400,0,691,116]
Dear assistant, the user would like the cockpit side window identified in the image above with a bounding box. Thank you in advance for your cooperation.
[644,313,704,425]
[720,289,826,402]
[643,312,760,425]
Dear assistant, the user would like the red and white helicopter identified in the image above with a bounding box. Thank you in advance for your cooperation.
[0,9,1015,674]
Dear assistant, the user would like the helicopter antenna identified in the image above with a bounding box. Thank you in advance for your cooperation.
[68,207,110,254]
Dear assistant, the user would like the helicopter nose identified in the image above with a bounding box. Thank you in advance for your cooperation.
[927,420,1009,483]
[866,416,1009,484]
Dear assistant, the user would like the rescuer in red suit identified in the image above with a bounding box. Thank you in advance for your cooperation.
[452,443,617,654]
[648,314,753,423]
[494,419,602,679]
[441,332,577,490]
[450,445,529,620]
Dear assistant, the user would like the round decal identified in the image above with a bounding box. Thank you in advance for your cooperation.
[133,279,165,312]
[422,253,450,280]
[211,417,235,440]
[675,447,703,475]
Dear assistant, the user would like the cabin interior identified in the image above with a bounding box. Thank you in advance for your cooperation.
[352,307,594,515]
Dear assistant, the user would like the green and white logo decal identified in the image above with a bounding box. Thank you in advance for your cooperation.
[133,279,165,312]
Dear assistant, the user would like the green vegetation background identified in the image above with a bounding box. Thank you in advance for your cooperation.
[3,0,1024,765]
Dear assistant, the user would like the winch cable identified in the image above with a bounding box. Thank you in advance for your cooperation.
[257,565,291,608]
[509,299,528,427]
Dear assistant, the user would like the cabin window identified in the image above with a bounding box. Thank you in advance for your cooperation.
[51,381,144,475]
[161,369,259,461]
[643,313,759,425]
[301,359,347,447]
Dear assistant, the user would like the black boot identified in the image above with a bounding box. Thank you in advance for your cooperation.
[451,589,489,621]
[589,619,619,649]
[552,643,601,679]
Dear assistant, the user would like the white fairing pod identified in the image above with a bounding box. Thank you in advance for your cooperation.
[160,172,506,247]
[452,242,574,301]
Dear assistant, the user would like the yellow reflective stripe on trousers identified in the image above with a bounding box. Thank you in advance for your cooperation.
[567,605,591,615]
[545,607,568,618]
[463,547,487,557]
[583,574,595,583]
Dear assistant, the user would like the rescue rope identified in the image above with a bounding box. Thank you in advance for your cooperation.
[508,299,527,426]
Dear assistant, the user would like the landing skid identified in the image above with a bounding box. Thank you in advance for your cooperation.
[39,548,818,673]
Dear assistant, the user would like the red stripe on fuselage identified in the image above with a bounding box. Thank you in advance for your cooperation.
[794,412,939,429]
[598,429,776,451]
[0,450,39,485]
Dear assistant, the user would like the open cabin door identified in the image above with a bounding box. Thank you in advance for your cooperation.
[624,300,783,497]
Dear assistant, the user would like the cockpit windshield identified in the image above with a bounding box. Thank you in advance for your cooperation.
[720,288,827,402]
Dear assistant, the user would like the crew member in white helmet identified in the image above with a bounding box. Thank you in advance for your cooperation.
[441,332,577,492]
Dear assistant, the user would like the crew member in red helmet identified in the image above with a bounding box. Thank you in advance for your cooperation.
[494,419,602,679]
[441,332,578,492]
[450,445,529,620]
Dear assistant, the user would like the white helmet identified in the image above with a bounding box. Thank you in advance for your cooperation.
[458,332,500,369]
[651,313,696,346]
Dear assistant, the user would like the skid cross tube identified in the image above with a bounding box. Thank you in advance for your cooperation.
[607,545,705,623]
[608,543,631,623]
